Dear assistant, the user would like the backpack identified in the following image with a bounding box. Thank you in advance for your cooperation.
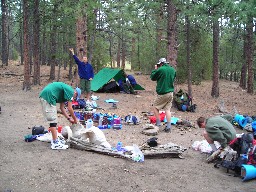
[124,115,139,125]
[173,89,196,112]
[216,133,256,175]
[32,125,45,135]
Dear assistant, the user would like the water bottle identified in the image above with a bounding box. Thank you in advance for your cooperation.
[116,141,122,151]
[86,119,93,129]
[99,115,103,127]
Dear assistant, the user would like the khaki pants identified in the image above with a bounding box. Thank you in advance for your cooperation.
[153,92,173,110]
[40,98,58,123]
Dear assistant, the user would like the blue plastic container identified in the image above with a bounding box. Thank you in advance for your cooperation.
[252,121,256,130]
[116,141,122,151]
[241,164,256,181]
[234,114,247,128]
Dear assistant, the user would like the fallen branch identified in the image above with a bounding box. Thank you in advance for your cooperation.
[69,137,133,161]
[140,143,187,159]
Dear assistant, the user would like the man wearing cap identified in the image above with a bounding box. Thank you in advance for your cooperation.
[150,58,176,132]
[39,82,79,150]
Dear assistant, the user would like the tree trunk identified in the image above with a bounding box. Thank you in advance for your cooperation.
[167,0,178,68]
[211,19,220,98]
[185,15,192,98]
[76,15,87,58]
[75,12,87,86]
[49,3,58,80]
[1,0,8,66]
[23,0,31,91]
[240,31,247,89]
[108,33,113,69]
[41,0,46,65]
[19,0,23,65]
[116,38,121,68]
[121,40,126,69]
[137,34,141,71]
[49,25,57,80]
[131,37,135,70]
[156,2,164,56]
[33,0,40,85]
[246,17,254,94]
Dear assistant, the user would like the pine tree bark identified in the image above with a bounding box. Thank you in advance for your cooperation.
[1,0,8,66]
[246,17,254,94]
[211,19,220,98]
[23,0,31,91]
[116,39,121,68]
[156,2,164,56]
[185,15,192,98]
[121,40,126,69]
[75,12,87,86]
[33,0,40,85]
[240,27,247,89]
[49,2,58,80]
[167,0,178,68]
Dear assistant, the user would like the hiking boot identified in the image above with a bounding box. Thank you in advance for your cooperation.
[51,141,69,150]
[164,127,171,133]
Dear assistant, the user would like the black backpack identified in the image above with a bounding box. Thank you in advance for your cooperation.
[32,125,45,135]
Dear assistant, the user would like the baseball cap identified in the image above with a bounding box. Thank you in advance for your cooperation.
[157,58,166,64]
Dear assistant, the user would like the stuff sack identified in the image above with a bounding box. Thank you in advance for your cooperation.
[124,115,139,125]
[173,89,196,112]
[32,125,45,135]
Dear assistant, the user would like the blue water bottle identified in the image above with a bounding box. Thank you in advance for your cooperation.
[116,141,122,151]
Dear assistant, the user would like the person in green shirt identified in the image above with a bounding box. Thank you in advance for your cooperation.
[39,82,80,150]
[150,58,176,133]
[197,115,237,152]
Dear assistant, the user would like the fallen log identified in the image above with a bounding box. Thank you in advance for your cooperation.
[140,143,187,159]
[69,137,134,161]
[69,137,187,160]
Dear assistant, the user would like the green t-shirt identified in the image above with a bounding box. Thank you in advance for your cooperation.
[150,63,176,95]
[39,82,74,106]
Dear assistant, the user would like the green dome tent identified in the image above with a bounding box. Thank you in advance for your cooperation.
[91,68,145,92]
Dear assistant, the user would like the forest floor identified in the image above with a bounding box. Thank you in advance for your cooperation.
[0,61,256,192]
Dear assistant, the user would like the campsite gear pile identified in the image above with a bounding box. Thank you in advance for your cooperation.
[206,133,256,181]
[74,111,123,130]
[71,99,97,110]
[173,89,197,112]
[233,113,256,131]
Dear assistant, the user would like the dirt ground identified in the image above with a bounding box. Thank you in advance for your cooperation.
[0,62,256,192]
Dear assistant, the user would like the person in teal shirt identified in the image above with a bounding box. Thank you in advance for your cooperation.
[39,82,80,150]
[150,58,176,132]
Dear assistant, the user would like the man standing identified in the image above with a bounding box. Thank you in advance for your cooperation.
[150,58,176,133]
[197,115,237,152]
[39,82,79,149]
[69,48,94,102]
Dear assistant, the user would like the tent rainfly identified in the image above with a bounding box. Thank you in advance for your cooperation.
[91,68,145,92]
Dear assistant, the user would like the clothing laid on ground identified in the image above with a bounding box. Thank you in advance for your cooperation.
[39,82,74,106]
[150,63,176,95]
[72,55,94,80]
[205,116,237,148]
